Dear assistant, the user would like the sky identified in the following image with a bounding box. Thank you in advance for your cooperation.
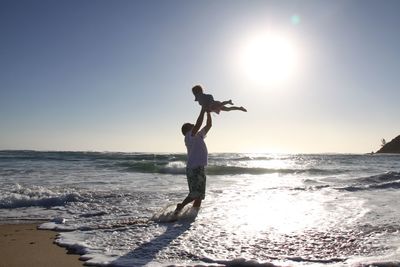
[1,0,399,154]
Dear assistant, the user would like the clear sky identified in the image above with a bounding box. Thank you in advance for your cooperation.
[1,0,399,153]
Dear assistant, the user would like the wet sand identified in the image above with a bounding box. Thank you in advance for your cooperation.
[0,223,84,267]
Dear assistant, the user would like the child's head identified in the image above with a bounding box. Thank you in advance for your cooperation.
[192,85,203,102]
[181,123,194,136]
[192,85,203,96]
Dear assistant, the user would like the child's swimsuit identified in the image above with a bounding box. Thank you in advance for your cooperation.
[195,93,222,114]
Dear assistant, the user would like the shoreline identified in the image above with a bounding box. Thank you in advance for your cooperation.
[0,223,84,267]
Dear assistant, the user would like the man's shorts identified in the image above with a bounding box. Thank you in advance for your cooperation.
[186,166,206,200]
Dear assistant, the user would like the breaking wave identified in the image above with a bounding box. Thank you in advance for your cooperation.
[0,184,83,209]
[338,172,400,191]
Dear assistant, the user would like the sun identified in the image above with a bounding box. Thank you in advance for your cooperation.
[239,31,299,87]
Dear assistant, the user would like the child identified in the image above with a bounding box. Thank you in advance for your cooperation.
[192,85,247,114]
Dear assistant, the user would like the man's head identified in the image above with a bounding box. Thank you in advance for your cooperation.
[192,85,203,97]
[181,123,194,136]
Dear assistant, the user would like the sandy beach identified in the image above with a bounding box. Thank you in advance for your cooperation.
[0,223,84,267]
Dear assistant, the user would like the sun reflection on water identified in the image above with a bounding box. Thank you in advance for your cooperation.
[224,186,327,236]
[200,154,371,264]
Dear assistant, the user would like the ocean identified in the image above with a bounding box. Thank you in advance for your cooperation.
[0,150,400,266]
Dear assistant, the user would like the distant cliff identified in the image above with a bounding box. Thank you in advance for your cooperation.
[377,135,400,153]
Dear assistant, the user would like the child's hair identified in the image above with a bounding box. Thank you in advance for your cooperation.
[192,85,203,95]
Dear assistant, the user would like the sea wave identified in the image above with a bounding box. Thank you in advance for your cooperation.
[357,261,400,267]
[338,172,400,191]
[0,184,83,209]
[201,256,345,266]
[0,150,364,177]
[356,171,400,183]
[116,160,345,176]
[340,181,400,192]
[0,150,187,163]
[206,165,343,176]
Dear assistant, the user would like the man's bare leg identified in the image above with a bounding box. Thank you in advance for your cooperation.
[193,199,202,208]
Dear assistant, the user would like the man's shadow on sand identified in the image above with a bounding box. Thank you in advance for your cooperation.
[111,208,198,266]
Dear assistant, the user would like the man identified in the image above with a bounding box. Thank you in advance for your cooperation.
[175,108,212,214]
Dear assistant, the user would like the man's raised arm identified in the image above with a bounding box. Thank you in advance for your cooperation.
[203,111,212,135]
[191,108,206,136]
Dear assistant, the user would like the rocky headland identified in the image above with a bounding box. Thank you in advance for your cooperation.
[376,135,400,153]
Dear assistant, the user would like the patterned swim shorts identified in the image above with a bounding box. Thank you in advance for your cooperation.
[186,166,206,200]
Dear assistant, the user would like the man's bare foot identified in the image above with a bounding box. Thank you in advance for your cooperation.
[240,107,247,112]
[174,203,183,215]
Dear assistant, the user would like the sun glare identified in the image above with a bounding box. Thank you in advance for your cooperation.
[239,31,299,87]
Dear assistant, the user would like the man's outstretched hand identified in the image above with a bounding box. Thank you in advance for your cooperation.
[191,108,206,136]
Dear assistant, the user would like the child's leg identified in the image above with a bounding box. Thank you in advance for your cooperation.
[221,100,233,105]
[221,106,247,112]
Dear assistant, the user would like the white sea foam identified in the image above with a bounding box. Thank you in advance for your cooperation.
[0,187,81,209]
